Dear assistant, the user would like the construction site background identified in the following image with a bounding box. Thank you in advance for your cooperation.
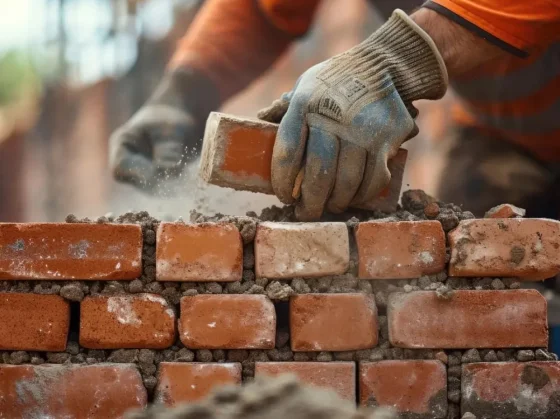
[0,0,454,222]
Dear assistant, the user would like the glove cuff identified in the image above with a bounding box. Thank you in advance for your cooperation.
[321,9,448,105]
[148,67,221,122]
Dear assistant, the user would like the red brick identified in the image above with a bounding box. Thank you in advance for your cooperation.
[155,362,241,405]
[449,218,560,280]
[290,293,377,351]
[462,362,560,418]
[199,112,406,212]
[0,293,69,351]
[0,364,146,418]
[80,294,175,349]
[388,290,548,349]
[255,222,349,278]
[359,361,447,418]
[156,222,242,282]
[356,221,446,279]
[485,203,526,219]
[255,362,356,401]
[0,223,142,280]
[179,295,275,349]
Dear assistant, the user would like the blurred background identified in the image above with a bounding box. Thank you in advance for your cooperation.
[0,0,454,222]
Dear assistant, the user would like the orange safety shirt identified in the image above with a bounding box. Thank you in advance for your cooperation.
[170,0,560,162]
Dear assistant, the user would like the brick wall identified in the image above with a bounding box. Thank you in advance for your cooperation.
[0,193,559,418]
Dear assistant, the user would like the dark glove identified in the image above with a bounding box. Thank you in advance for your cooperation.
[109,68,219,191]
[259,10,448,220]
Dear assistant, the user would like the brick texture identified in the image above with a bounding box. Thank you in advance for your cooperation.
[449,218,560,280]
[0,293,69,351]
[290,294,378,351]
[359,361,447,418]
[0,223,142,280]
[255,362,356,401]
[156,222,242,282]
[0,364,146,418]
[199,112,406,211]
[356,221,446,279]
[388,290,548,349]
[462,362,560,418]
[155,362,241,405]
[80,294,176,349]
[179,295,275,349]
[255,222,349,278]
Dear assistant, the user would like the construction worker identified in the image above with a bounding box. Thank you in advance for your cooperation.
[109,0,560,221]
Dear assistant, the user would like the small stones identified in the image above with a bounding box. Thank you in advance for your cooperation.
[462,349,481,364]
[435,285,453,300]
[435,351,448,364]
[485,203,526,219]
[265,281,295,301]
[535,349,556,361]
[483,350,498,362]
[448,389,461,404]
[316,352,333,362]
[461,413,477,419]
[128,279,144,294]
[516,349,535,362]
[424,202,440,218]
[10,351,30,365]
[46,352,71,364]
[60,283,85,302]
[491,279,505,290]
[175,348,195,362]
[437,211,459,232]
[196,349,213,362]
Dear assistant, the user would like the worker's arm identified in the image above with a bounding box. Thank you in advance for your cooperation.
[263,1,560,220]
[109,0,320,191]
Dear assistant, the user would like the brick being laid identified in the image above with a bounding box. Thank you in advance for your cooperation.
[0,223,142,280]
[255,222,349,278]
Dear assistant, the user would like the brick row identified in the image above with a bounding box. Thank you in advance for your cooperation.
[0,364,146,418]
[0,290,549,351]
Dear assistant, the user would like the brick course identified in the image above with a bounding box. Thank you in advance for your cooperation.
[0,364,146,418]
[255,362,356,401]
[388,290,548,348]
[290,294,378,351]
[449,218,560,280]
[155,362,242,405]
[255,222,349,278]
[0,293,69,351]
[359,360,447,418]
[462,362,560,418]
[356,221,446,279]
[179,295,276,349]
[0,223,142,280]
[80,294,176,349]
[156,222,243,282]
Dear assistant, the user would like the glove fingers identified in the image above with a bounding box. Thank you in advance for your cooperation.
[295,127,340,221]
[326,142,367,214]
[271,100,309,205]
[351,147,392,209]
[257,97,290,123]
[109,127,156,191]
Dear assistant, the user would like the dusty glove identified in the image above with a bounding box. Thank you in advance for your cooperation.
[259,9,448,220]
[109,68,219,191]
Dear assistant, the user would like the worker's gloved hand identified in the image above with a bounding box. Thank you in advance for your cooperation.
[109,68,219,192]
[258,10,448,220]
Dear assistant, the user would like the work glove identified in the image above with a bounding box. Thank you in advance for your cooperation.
[109,68,219,192]
[259,10,448,220]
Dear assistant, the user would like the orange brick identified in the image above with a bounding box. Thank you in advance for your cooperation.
[359,361,447,418]
[0,223,142,280]
[255,222,349,278]
[255,362,356,401]
[484,203,526,219]
[356,221,446,279]
[0,364,146,418]
[80,294,176,349]
[462,362,560,418]
[199,112,406,212]
[388,290,548,349]
[155,362,241,405]
[156,222,242,282]
[179,295,275,349]
[0,293,69,351]
[290,293,377,351]
[449,218,560,280]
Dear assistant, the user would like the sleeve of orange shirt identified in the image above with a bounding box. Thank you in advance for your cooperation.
[424,0,560,57]
[169,0,322,103]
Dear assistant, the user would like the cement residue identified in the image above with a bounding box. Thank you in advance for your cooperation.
[126,375,396,419]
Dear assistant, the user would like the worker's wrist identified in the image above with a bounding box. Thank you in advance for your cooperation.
[148,67,221,122]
